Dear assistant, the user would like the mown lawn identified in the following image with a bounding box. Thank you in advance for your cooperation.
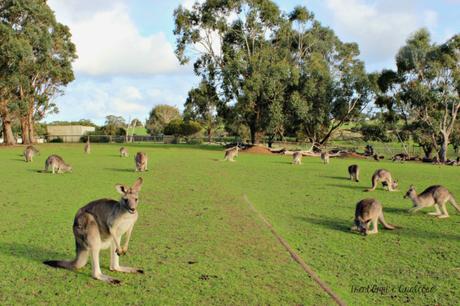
[0,143,459,305]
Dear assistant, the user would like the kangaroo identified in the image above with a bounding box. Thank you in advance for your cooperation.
[392,153,408,162]
[135,152,148,172]
[120,147,129,157]
[43,155,72,174]
[351,198,395,235]
[366,169,398,192]
[44,178,144,284]
[84,138,91,154]
[320,151,330,164]
[224,146,239,162]
[348,164,360,182]
[404,185,460,218]
[24,145,39,162]
[292,151,302,165]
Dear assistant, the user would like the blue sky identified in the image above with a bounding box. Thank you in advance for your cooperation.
[46,0,460,125]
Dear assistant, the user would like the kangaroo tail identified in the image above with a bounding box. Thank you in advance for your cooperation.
[449,194,460,212]
[379,213,396,230]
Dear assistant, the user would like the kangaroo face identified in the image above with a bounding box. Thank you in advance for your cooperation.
[354,219,369,235]
[116,178,143,214]
[404,185,415,200]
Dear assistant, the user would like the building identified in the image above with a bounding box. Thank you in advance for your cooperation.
[46,125,95,143]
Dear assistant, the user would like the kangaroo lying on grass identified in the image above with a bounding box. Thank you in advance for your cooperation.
[43,155,72,174]
[24,145,39,162]
[44,178,144,284]
[292,151,302,165]
[320,151,330,164]
[84,138,91,154]
[224,146,239,162]
[135,152,148,172]
[404,185,460,218]
[351,198,396,235]
[348,164,360,182]
[366,169,398,192]
[120,147,129,157]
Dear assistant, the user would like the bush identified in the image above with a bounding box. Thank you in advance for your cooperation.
[49,137,63,143]
[359,124,390,142]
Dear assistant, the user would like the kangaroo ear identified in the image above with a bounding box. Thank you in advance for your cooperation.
[115,184,128,195]
[132,177,143,192]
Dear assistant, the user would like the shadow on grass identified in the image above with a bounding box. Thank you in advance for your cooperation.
[104,168,136,173]
[0,242,69,263]
[271,161,293,165]
[321,175,350,181]
[384,207,410,215]
[295,216,352,233]
[326,183,367,191]
[11,158,25,162]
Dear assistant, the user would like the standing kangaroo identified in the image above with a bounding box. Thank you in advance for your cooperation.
[44,178,144,284]
[224,146,239,162]
[135,152,148,172]
[24,145,39,162]
[404,185,460,218]
[43,155,72,174]
[366,169,398,192]
[320,151,330,164]
[348,164,360,182]
[351,198,395,235]
[120,147,129,157]
[84,138,91,154]
[292,151,302,165]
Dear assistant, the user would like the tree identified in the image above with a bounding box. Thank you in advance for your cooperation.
[184,80,221,142]
[395,30,460,162]
[146,105,181,135]
[130,118,143,127]
[0,0,76,145]
[103,115,126,136]
[164,119,202,138]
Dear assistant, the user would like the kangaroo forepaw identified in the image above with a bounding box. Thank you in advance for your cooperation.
[116,248,126,256]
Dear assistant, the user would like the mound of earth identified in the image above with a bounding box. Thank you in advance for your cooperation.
[242,145,273,155]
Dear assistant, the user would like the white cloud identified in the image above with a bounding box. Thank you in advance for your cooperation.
[48,1,181,76]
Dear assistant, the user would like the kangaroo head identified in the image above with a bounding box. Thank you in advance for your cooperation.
[404,185,415,199]
[354,218,369,235]
[116,177,143,214]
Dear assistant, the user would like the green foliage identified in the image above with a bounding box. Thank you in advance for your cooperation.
[359,123,391,142]
[146,105,181,135]
[103,115,126,136]
[47,120,97,127]
[164,119,202,137]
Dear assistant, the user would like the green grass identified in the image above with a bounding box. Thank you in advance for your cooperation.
[0,144,459,305]
[132,127,148,136]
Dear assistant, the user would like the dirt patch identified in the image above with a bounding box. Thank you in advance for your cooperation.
[338,152,368,159]
[242,145,273,155]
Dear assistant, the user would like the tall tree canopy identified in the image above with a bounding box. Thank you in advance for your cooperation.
[0,0,76,145]
[174,1,372,145]
[146,104,181,135]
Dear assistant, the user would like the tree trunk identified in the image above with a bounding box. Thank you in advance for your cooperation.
[250,125,256,144]
[440,133,449,162]
[27,111,35,144]
[20,116,31,145]
[1,112,16,145]
[207,127,212,143]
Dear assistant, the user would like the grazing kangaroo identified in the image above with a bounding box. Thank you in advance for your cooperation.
[404,185,460,218]
[348,164,360,182]
[135,152,148,172]
[120,147,129,157]
[43,155,72,174]
[44,178,144,284]
[84,138,91,154]
[351,198,395,235]
[224,146,239,162]
[366,169,398,192]
[24,145,39,162]
[320,151,330,164]
[292,151,302,165]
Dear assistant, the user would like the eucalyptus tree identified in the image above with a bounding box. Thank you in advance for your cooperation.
[146,105,181,135]
[396,29,459,162]
[0,0,76,144]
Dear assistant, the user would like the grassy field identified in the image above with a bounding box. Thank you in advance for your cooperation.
[0,143,459,305]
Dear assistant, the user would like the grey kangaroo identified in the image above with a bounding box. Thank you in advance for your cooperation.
[320,151,330,164]
[404,185,460,218]
[348,164,360,182]
[43,155,72,174]
[351,198,395,235]
[367,169,398,192]
[292,151,302,165]
[44,178,144,284]
[84,138,91,154]
[120,147,129,157]
[24,145,39,162]
[224,146,239,162]
[135,152,148,172]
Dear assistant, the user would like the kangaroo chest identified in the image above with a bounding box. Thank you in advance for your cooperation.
[112,213,138,236]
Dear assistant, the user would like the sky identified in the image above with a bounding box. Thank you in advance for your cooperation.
[45,0,460,125]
